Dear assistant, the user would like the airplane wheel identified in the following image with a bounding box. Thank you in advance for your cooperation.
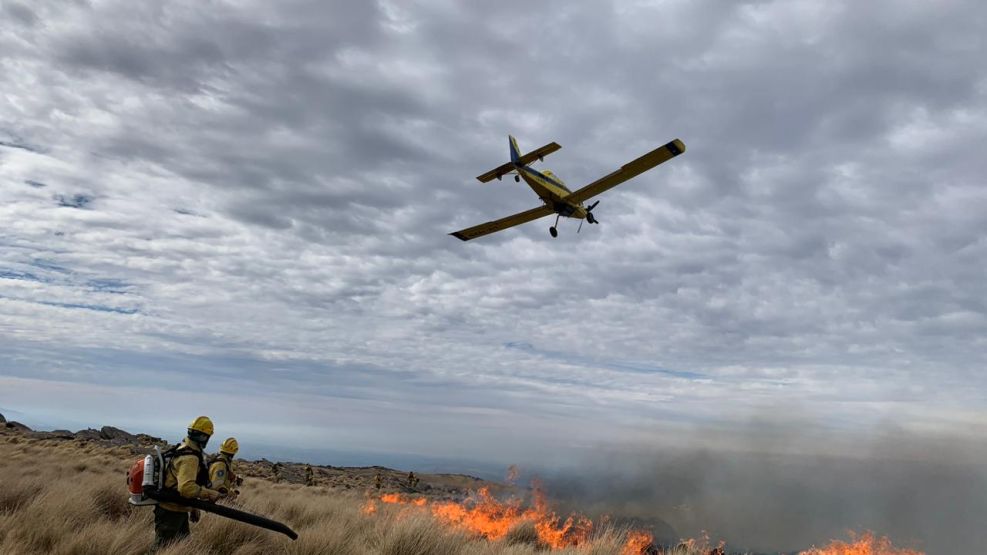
[549,226,558,238]
[514,175,520,182]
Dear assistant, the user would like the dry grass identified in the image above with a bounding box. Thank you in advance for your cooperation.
[0,432,707,555]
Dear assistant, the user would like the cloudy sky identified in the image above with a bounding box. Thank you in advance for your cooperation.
[2,0,986,473]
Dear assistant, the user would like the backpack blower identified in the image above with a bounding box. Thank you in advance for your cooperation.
[127,446,298,540]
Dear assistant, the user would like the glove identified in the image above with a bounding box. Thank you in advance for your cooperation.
[189,509,201,523]
[201,488,223,502]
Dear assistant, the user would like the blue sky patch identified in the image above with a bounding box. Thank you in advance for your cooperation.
[30,259,71,274]
[504,340,706,380]
[0,270,46,283]
[0,139,44,153]
[86,278,132,294]
[54,194,93,209]
[37,300,139,315]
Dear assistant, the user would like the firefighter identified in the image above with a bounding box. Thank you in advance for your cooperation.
[374,470,382,490]
[304,465,314,486]
[272,462,282,483]
[209,437,243,500]
[151,416,225,551]
[407,471,418,488]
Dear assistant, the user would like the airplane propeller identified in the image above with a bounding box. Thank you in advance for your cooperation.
[578,201,601,233]
[586,200,600,224]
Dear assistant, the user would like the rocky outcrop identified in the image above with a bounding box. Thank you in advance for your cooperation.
[136,433,167,445]
[100,426,136,442]
[2,420,168,452]
[74,428,103,441]
[31,429,76,440]
[0,412,6,423]
[4,421,31,432]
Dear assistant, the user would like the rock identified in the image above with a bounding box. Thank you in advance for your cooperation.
[5,421,31,432]
[25,432,75,441]
[0,413,5,423]
[74,428,103,441]
[25,430,73,440]
[136,433,166,445]
[100,426,136,442]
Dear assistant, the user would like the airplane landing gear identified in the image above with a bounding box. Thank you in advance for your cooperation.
[549,226,558,238]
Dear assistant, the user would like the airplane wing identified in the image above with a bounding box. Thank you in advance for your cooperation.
[564,139,685,205]
[476,162,516,184]
[517,142,562,167]
[476,142,562,183]
[449,205,554,241]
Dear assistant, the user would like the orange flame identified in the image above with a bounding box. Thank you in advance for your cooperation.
[380,493,403,504]
[622,530,655,555]
[379,492,426,506]
[799,531,924,555]
[366,486,633,550]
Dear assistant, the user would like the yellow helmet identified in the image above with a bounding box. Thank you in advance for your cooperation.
[187,416,214,437]
[220,437,239,456]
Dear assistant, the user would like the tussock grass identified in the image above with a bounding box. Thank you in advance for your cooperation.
[504,521,542,547]
[0,433,708,555]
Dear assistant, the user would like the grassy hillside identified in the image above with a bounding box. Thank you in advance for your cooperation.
[0,426,924,555]
[0,429,684,555]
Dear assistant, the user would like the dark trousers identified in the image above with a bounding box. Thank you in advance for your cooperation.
[151,505,190,551]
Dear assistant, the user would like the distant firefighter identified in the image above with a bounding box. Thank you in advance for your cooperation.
[209,437,242,501]
[272,462,282,483]
[374,471,382,490]
[305,465,314,486]
[407,471,419,488]
[151,416,225,551]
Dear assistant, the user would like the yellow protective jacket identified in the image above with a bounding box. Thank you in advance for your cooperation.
[159,439,222,513]
[208,454,237,493]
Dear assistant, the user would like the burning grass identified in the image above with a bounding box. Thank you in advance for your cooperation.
[365,488,601,550]
[0,432,925,555]
[798,531,924,555]
[360,490,923,555]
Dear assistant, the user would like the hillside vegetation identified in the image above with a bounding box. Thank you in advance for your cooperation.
[0,429,684,555]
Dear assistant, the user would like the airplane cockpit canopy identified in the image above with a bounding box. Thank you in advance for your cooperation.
[542,170,569,190]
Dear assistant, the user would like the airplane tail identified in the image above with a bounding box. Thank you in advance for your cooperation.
[475,136,562,183]
[509,135,521,164]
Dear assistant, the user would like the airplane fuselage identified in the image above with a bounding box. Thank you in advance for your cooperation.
[514,164,589,219]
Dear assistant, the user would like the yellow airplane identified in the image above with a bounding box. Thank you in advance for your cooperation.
[450,135,686,241]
